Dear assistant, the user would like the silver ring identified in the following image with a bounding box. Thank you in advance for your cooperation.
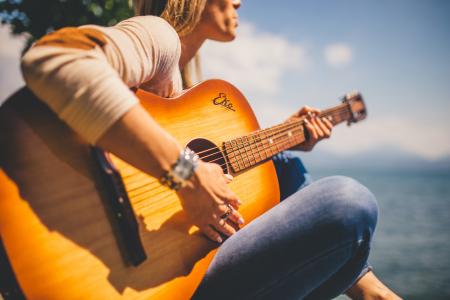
[220,204,233,220]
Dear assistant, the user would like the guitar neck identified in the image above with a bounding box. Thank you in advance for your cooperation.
[224,103,351,173]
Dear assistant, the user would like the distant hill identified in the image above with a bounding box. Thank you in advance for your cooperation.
[296,146,450,174]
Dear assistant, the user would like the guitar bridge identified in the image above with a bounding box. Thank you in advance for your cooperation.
[91,147,147,266]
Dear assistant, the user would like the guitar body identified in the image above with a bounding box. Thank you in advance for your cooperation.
[0,80,280,299]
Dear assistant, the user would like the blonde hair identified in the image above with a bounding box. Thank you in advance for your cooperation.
[133,0,206,88]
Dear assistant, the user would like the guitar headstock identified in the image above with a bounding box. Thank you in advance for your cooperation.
[342,91,367,125]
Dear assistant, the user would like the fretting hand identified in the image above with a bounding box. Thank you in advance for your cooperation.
[287,106,334,152]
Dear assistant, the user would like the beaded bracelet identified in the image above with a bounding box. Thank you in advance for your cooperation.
[159,147,200,190]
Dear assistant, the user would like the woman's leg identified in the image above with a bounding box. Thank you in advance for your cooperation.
[192,176,378,300]
[272,151,312,200]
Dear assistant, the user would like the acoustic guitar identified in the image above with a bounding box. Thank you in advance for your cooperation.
[0,79,366,299]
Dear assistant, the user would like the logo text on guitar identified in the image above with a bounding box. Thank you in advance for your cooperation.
[212,93,236,112]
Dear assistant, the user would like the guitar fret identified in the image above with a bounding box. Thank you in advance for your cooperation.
[226,141,239,172]
[249,135,256,163]
[258,131,267,160]
[241,136,250,166]
[268,127,277,156]
[294,128,304,145]
[274,128,284,152]
[223,97,362,173]
[257,134,265,161]
[237,137,250,168]
[280,132,289,150]
[226,141,235,158]
[261,129,270,157]
[321,104,351,126]
[235,139,246,170]
[252,134,263,163]
[244,136,257,165]
[231,139,243,172]
[263,132,270,160]
[243,137,253,168]
[254,132,265,161]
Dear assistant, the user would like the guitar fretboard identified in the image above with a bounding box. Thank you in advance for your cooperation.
[224,103,352,173]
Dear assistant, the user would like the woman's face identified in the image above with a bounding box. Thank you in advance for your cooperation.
[197,0,241,42]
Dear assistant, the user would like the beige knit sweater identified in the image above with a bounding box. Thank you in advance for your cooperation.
[21,16,183,144]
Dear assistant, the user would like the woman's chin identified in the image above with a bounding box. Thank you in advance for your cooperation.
[213,31,237,42]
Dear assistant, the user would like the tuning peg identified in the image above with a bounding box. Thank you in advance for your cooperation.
[346,90,360,99]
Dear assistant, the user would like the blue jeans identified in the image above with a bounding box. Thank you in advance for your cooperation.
[192,152,378,300]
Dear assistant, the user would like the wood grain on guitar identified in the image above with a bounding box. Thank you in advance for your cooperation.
[0,80,366,299]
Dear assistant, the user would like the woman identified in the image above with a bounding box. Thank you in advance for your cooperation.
[20,0,401,299]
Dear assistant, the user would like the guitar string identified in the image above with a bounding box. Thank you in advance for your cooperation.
[126,108,356,209]
[122,107,350,181]
[187,104,349,157]
[143,104,349,161]
[123,108,351,182]
[127,125,307,203]
[124,119,306,187]
[194,106,350,162]
[121,118,304,180]
[133,117,314,209]
[122,108,352,199]
[125,110,351,202]
[125,124,305,197]
[129,111,353,208]
[223,107,351,164]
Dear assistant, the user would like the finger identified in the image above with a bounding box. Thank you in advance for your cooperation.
[300,105,321,115]
[223,174,234,183]
[214,202,245,228]
[226,219,241,231]
[310,107,321,115]
[212,218,237,237]
[316,117,331,138]
[307,110,319,119]
[304,119,318,140]
[215,201,239,220]
[228,193,242,208]
[295,105,311,117]
[201,163,225,184]
[212,163,224,175]
[201,225,223,243]
[213,201,227,217]
[213,202,232,219]
[310,117,324,138]
[290,105,307,118]
[219,187,242,208]
[227,208,245,225]
[322,117,334,130]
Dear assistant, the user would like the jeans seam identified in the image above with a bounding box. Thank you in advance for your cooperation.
[249,238,365,300]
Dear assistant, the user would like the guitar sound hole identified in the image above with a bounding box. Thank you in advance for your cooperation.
[186,138,229,174]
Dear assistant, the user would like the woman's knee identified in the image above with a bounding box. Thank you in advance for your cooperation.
[319,176,378,240]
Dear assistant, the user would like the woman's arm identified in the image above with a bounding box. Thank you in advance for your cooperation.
[97,104,244,243]
[20,18,244,243]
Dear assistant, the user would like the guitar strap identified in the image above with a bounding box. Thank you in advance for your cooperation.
[0,237,25,300]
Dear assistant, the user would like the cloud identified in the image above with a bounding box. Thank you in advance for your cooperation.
[201,22,308,95]
[0,25,26,103]
[324,43,353,67]
[319,116,450,160]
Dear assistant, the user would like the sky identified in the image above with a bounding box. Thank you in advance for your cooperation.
[1,0,449,160]
[201,0,450,160]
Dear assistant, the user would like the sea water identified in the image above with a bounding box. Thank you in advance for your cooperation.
[314,169,450,300]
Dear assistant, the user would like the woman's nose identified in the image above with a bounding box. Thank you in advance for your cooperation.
[232,0,241,9]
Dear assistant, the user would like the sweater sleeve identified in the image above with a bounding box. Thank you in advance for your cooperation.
[21,16,181,144]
